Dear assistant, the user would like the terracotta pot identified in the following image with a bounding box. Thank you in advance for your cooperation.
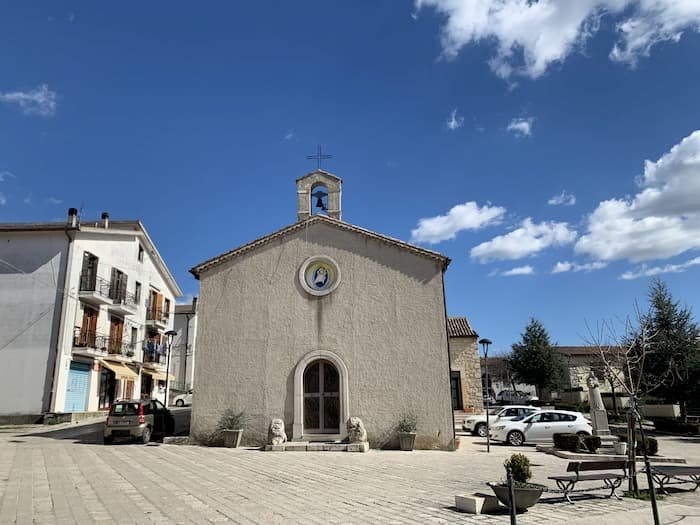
[489,483,544,512]
[222,429,243,448]
[398,432,416,451]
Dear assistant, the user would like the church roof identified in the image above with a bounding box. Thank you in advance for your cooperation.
[295,168,342,183]
[190,214,450,278]
[447,317,478,338]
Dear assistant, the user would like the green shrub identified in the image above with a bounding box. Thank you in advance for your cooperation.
[217,409,250,431]
[553,433,581,452]
[398,413,418,433]
[504,453,532,483]
[582,435,602,453]
[636,436,658,456]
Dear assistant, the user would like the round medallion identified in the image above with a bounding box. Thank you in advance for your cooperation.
[299,256,341,296]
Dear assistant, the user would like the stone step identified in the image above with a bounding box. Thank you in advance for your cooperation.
[264,441,369,452]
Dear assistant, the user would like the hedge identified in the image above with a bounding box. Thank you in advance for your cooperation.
[553,433,581,452]
[582,435,601,453]
[615,434,658,455]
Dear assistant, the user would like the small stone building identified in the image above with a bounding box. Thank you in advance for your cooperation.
[189,170,456,449]
[447,317,483,413]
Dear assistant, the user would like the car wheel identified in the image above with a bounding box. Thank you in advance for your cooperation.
[141,426,152,444]
[507,430,525,446]
[103,436,114,445]
[175,399,184,407]
[474,423,488,438]
[577,431,591,437]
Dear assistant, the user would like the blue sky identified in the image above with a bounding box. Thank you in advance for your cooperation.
[1,2,699,354]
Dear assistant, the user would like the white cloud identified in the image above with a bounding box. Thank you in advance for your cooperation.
[548,190,576,206]
[411,201,506,244]
[471,218,577,262]
[620,256,700,280]
[575,129,700,262]
[0,84,57,117]
[284,130,294,141]
[415,1,700,80]
[502,265,535,276]
[552,260,607,273]
[47,197,62,205]
[0,171,15,182]
[446,108,464,131]
[507,117,533,137]
[23,194,32,205]
[0,192,6,205]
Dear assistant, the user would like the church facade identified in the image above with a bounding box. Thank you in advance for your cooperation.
[190,170,456,449]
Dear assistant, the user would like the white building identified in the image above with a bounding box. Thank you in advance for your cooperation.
[171,299,198,396]
[0,209,182,417]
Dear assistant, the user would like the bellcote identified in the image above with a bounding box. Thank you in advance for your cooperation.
[296,169,342,221]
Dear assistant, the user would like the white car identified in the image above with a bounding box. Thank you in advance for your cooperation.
[173,389,193,407]
[489,410,592,446]
[462,405,541,437]
[496,390,538,404]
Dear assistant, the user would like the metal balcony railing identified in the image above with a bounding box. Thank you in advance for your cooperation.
[79,274,111,297]
[146,307,169,322]
[73,329,136,357]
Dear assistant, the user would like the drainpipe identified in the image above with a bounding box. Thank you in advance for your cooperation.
[47,208,79,413]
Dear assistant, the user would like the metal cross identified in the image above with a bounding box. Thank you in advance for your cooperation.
[306,144,333,170]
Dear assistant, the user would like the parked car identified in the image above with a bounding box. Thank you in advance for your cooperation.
[496,390,538,404]
[173,389,193,407]
[489,410,592,446]
[462,405,541,437]
[104,399,174,444]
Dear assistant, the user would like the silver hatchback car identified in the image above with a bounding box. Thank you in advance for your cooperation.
[104,399,174,444]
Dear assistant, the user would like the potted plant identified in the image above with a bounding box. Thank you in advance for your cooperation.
[488,453,545,512]
[218,409,249,448]
[398,413,417,451]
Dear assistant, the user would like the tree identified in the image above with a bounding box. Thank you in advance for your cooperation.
[509,318,565,399]
[644,279,700,423]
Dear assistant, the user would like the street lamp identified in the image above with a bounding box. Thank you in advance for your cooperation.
[479,338,492,453]
[164,329,178,407]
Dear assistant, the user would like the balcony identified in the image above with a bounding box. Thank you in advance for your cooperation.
[73,329,137,359]
[142,340,165,365]
[78,275,112,307]
[109,289,137,316]
[145,308,169,330]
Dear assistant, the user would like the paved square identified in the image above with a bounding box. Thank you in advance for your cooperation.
[0,422,698,524]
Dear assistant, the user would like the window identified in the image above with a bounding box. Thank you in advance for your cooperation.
[138,244,144,262]
[135,282,142,303]
[163,298,171,318]
[80,252,99,291]
[131,327,138,346]
[109,268,128,302]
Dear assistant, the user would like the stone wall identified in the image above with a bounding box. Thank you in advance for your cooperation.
[448,336,483,413]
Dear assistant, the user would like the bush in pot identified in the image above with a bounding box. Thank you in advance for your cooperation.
[489,453,545,512]
[218,409,249,448]
[397,413,417,451]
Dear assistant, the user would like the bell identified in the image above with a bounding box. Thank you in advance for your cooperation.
[315,196,327,210]
[312,190,328,211]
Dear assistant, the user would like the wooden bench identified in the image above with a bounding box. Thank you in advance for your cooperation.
[548,461,628,503]
[643,465,700,494]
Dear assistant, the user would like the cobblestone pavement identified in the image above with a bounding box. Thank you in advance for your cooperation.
[0,425,698,524]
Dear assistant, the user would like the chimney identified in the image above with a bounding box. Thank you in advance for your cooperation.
[67,208,78,228]
[192,297,198,311]
[101,212,109,229]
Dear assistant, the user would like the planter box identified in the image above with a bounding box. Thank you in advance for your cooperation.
[455,493,500,514]
[489,483,544,512]
[398,432,416,451]
[222,429,243,448]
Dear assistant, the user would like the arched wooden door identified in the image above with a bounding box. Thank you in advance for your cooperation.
[303,359,340,434]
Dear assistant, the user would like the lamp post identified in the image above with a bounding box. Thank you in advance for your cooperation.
[164,329,178,407]
[479,338,492,453]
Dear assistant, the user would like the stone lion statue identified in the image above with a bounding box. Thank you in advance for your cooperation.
[268,418,287,445]
[346,417,367,443]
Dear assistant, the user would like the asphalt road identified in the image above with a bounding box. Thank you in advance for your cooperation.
[17,407,191,445]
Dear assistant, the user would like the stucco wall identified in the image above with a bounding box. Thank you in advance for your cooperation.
[448,336,483,413]
[0,231,67,415]
[191,222,454,449]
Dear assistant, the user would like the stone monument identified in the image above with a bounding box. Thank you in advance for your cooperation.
[267,418,287,445]
[587,372,610,436]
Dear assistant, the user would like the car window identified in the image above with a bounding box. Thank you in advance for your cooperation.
[110,403,139,416]
[526,413,541,423]
[153,400,165,411]
[142,402,153,415]
[503,409,517,417]
[523,408,536,415]
[562,414,576,422]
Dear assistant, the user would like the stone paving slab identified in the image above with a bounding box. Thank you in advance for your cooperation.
[0,427,697,524]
